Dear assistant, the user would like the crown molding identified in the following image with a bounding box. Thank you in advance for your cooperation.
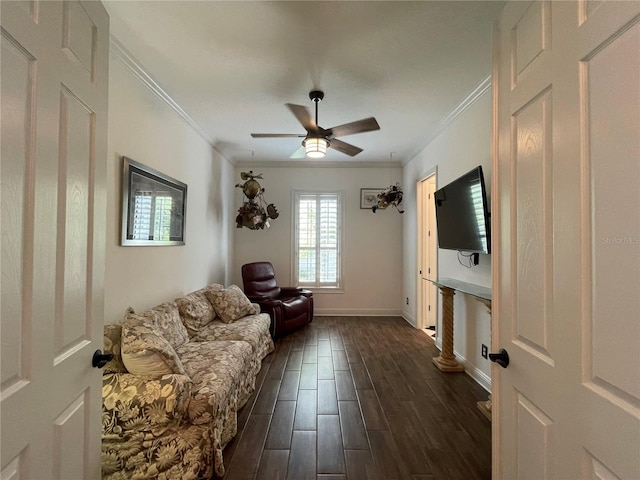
[109,35,217,148]
[233,160,403,169]
[403,74,492,165]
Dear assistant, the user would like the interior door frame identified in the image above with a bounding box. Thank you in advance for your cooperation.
[490,15,502,473]
[416,167,438,332]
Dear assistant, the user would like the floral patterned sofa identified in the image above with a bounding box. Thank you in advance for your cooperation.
[101,284,274,479]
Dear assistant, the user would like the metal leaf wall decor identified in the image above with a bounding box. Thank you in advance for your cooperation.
[235,171,279,229]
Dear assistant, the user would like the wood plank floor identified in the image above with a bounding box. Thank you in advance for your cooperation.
[218,316,491,480]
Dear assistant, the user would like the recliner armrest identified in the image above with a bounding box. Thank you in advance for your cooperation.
[280,287,312,298]
[247,295,283,307]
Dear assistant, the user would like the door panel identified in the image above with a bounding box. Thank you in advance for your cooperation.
[586,19,640,406]
[56,86,94,358]
[515,391,554,479]
[1,1,109,478]
[512,87,554,364]
[494,1,640,478]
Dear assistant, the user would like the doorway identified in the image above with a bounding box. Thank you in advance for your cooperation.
[417,171,438,340]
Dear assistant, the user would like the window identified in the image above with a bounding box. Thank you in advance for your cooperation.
[132,191,173,241]
[294,191,343,289]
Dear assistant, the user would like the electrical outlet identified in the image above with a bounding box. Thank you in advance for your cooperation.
[481,344,488,359]
[406,297,409,305]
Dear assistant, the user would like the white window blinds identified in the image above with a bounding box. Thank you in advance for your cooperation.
[295,192,342,288]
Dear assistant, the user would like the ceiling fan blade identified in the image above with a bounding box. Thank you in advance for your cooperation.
[251,133,306,138]
[286,103,317,132]
[328,117,380,138]
[330,138,363,157]
[290,145,306,159]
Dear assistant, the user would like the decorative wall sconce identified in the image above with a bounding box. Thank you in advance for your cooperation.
[235,171,279,229]
[372,182,404,214]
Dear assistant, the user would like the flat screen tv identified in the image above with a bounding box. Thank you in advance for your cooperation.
[434,166,491,254]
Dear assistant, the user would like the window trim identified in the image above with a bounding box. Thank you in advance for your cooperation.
[292,190,345,293]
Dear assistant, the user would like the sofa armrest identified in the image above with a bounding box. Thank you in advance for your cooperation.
[102,372,193,437]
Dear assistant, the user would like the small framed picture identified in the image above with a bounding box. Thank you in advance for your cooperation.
[360,188,382,209]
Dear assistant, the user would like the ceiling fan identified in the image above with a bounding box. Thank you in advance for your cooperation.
[251,90,380,158]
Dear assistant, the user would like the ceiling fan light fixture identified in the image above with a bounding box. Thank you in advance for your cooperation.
[303,137,329,158]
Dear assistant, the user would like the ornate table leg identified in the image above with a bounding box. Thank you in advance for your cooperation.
[432,286,465,372]
[477,297,492,421]
[477,395,492,421]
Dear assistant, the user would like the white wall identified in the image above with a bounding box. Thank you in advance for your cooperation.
[104,56,235,323]
[231,165,403,316]
[402,93,493,389]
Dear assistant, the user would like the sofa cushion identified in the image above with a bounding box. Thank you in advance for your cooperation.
[193,314,274,361]
[205,285,258,324]
[121,312,187,376]
[175,340,254,425]
[138,301,189,348]
[175,284,224,337]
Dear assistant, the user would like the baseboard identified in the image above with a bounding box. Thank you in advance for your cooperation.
[461,359,492,393]
[315,308,403,316]
[432,343,492,393]
[401,312,417,327]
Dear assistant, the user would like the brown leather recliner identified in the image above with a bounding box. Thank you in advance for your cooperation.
[241,261,313,339]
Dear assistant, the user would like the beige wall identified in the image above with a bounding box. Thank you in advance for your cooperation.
[402,92,493,388]
[231,165,404,316]
[103,42,490,390]
[104,57,235,323]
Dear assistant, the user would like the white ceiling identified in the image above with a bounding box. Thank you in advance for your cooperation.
[104,1,504,166]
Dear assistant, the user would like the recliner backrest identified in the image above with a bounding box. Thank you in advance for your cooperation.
[242,262,282,299]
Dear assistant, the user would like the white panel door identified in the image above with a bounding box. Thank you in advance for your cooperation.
[417,173,437,330]
[493,1,640,478]
[1,1,109,478]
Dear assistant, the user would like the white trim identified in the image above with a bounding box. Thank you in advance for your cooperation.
[456,353,492,393]
[401,312,417,327]
[407,315,492,392]
[235,160,401,169]
[109,35,218,148]
[315,308,403,316]
[432,342,492,393]
[403,75,492,165]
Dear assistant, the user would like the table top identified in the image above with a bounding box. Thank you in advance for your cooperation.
[430,277,491,301]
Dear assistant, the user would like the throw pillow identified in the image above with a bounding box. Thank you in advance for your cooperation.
[121,311,186,376]
[206,284,255,324]
[138,301,190,348]
[103,321,127,374]
[175,287,220,337]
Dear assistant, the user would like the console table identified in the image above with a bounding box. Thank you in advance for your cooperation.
[429,278,493,420]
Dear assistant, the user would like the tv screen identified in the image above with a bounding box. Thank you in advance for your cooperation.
[434,166,491,254]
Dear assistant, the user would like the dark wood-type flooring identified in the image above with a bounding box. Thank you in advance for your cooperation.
[218,316,491,480]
